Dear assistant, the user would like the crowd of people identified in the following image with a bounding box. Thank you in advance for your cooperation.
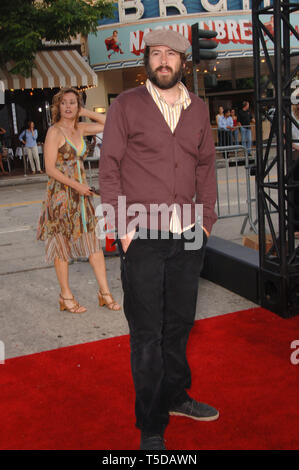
[0,98,255,179]
[0,120,103,177]
[215,101,255,155]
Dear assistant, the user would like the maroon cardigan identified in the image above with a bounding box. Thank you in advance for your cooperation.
[99,85,217,236]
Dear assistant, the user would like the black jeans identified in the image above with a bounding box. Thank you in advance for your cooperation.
[118,226,208,434]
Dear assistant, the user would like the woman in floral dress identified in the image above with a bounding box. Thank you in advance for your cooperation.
[37,87,120,313]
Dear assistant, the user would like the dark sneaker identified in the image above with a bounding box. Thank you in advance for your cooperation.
[140,432,166,450]
[169,398,219,421]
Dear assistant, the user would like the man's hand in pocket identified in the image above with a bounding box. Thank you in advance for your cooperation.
[120,228,136,253]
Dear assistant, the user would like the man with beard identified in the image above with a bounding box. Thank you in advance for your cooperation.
[99,29,219,450]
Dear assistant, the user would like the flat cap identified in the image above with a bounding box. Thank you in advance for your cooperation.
[143,29,190,54]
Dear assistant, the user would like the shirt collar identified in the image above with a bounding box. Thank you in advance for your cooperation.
[146,79,191,109]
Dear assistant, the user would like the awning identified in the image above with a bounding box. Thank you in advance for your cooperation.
[0,49,98,90]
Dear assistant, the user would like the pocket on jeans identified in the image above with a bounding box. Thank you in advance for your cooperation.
[117,235,138,259]
[125,236,138,257]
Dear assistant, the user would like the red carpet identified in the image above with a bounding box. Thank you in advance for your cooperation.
[0,307,299,450]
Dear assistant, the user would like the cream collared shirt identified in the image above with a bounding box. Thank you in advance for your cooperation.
[146,79,191,133]
[146,79,195,234]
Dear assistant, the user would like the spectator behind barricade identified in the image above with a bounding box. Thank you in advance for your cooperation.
[216,105,224,126]
[216,105,224,146]
[237,101,255,156]
[0,126,8,175]
[92,132,103,160]
[218,108,233,147]
[291,103,299,238]
[19,121,43,174]
[231,108,239,145]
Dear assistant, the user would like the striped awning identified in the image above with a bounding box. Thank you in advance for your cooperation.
[0,49,98,90]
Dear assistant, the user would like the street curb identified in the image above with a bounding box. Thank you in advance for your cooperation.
[0,176,48,188]
[0,170,99,188]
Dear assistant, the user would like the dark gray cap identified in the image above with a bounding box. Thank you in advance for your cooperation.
[143,29,190,53]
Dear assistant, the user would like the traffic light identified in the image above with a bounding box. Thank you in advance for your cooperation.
[191,23,218,64]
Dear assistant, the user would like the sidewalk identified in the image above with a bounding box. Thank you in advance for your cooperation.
[0,171,48,187]
[0,165,97,187]
[0,169,258,361]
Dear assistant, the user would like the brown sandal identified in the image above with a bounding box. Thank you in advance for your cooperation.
[98,291,121,311]
[59,294,87,314]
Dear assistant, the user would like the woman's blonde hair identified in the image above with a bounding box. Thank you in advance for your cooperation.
[51,87,83,126]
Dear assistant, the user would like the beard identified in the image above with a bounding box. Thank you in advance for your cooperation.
[146,62,184,90]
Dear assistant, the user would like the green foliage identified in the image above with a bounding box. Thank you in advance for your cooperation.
[0,0,115,76]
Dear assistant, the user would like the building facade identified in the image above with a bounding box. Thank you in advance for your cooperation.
[85,0,299,129]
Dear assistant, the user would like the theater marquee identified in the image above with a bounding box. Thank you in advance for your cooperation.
[89,11,298,71]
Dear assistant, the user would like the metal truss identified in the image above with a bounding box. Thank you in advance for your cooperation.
[252,0,299,317]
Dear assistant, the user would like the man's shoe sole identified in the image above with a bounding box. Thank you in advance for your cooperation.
[169,410,219,421]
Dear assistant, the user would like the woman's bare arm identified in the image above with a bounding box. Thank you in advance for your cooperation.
[78,108,106,136]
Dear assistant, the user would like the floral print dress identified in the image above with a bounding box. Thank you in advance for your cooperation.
[37,134,101,263]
